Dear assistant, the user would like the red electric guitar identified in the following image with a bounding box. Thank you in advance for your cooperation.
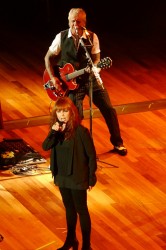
[43,57,112,101]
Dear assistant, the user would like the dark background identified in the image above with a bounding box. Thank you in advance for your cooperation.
[0,0,166,68]
[1,0,166,38]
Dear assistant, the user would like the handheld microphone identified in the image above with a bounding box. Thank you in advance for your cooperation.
[58,121,64,126]
[58,121,65,132]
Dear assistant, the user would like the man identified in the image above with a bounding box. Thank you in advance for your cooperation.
[44,8,127,156]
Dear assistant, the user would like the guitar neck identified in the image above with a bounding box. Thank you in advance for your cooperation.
[66,68,86,81]
[66,56,112,81]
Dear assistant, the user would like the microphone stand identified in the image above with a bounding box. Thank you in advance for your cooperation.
[77,30,118,168]
[79,37,93,135]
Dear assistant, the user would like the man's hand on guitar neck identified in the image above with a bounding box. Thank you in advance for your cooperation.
[92,65,101,73]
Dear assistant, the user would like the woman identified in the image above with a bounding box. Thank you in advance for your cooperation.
[42,97,97,250]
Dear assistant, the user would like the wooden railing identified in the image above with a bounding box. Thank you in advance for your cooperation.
[1,99,166,130]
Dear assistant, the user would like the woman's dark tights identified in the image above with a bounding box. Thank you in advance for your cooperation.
[59,187,91,249]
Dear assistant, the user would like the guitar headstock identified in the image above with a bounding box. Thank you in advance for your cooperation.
[98,57,112,69]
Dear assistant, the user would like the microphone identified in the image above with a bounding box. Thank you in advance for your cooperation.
[58,121,65,132]
[58,121,64,126]
[74,25,80,49]
[74,25,79,36]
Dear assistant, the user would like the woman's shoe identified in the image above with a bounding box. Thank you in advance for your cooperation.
[57,239,79,250]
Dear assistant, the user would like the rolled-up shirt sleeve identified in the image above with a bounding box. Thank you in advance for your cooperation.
[49,33,61,55]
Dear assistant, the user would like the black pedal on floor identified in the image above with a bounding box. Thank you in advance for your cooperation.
[0,138,39,169]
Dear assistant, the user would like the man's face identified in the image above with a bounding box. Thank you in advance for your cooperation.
[69,13,86,37]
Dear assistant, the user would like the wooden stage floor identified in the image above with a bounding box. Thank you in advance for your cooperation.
[0,21,166,249]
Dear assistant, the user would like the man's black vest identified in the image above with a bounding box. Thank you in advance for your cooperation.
[58,29,94,71]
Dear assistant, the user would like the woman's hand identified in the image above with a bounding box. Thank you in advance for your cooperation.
[52,122,66,131]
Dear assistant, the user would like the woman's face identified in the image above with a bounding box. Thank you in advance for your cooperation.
[56,109,70,124]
